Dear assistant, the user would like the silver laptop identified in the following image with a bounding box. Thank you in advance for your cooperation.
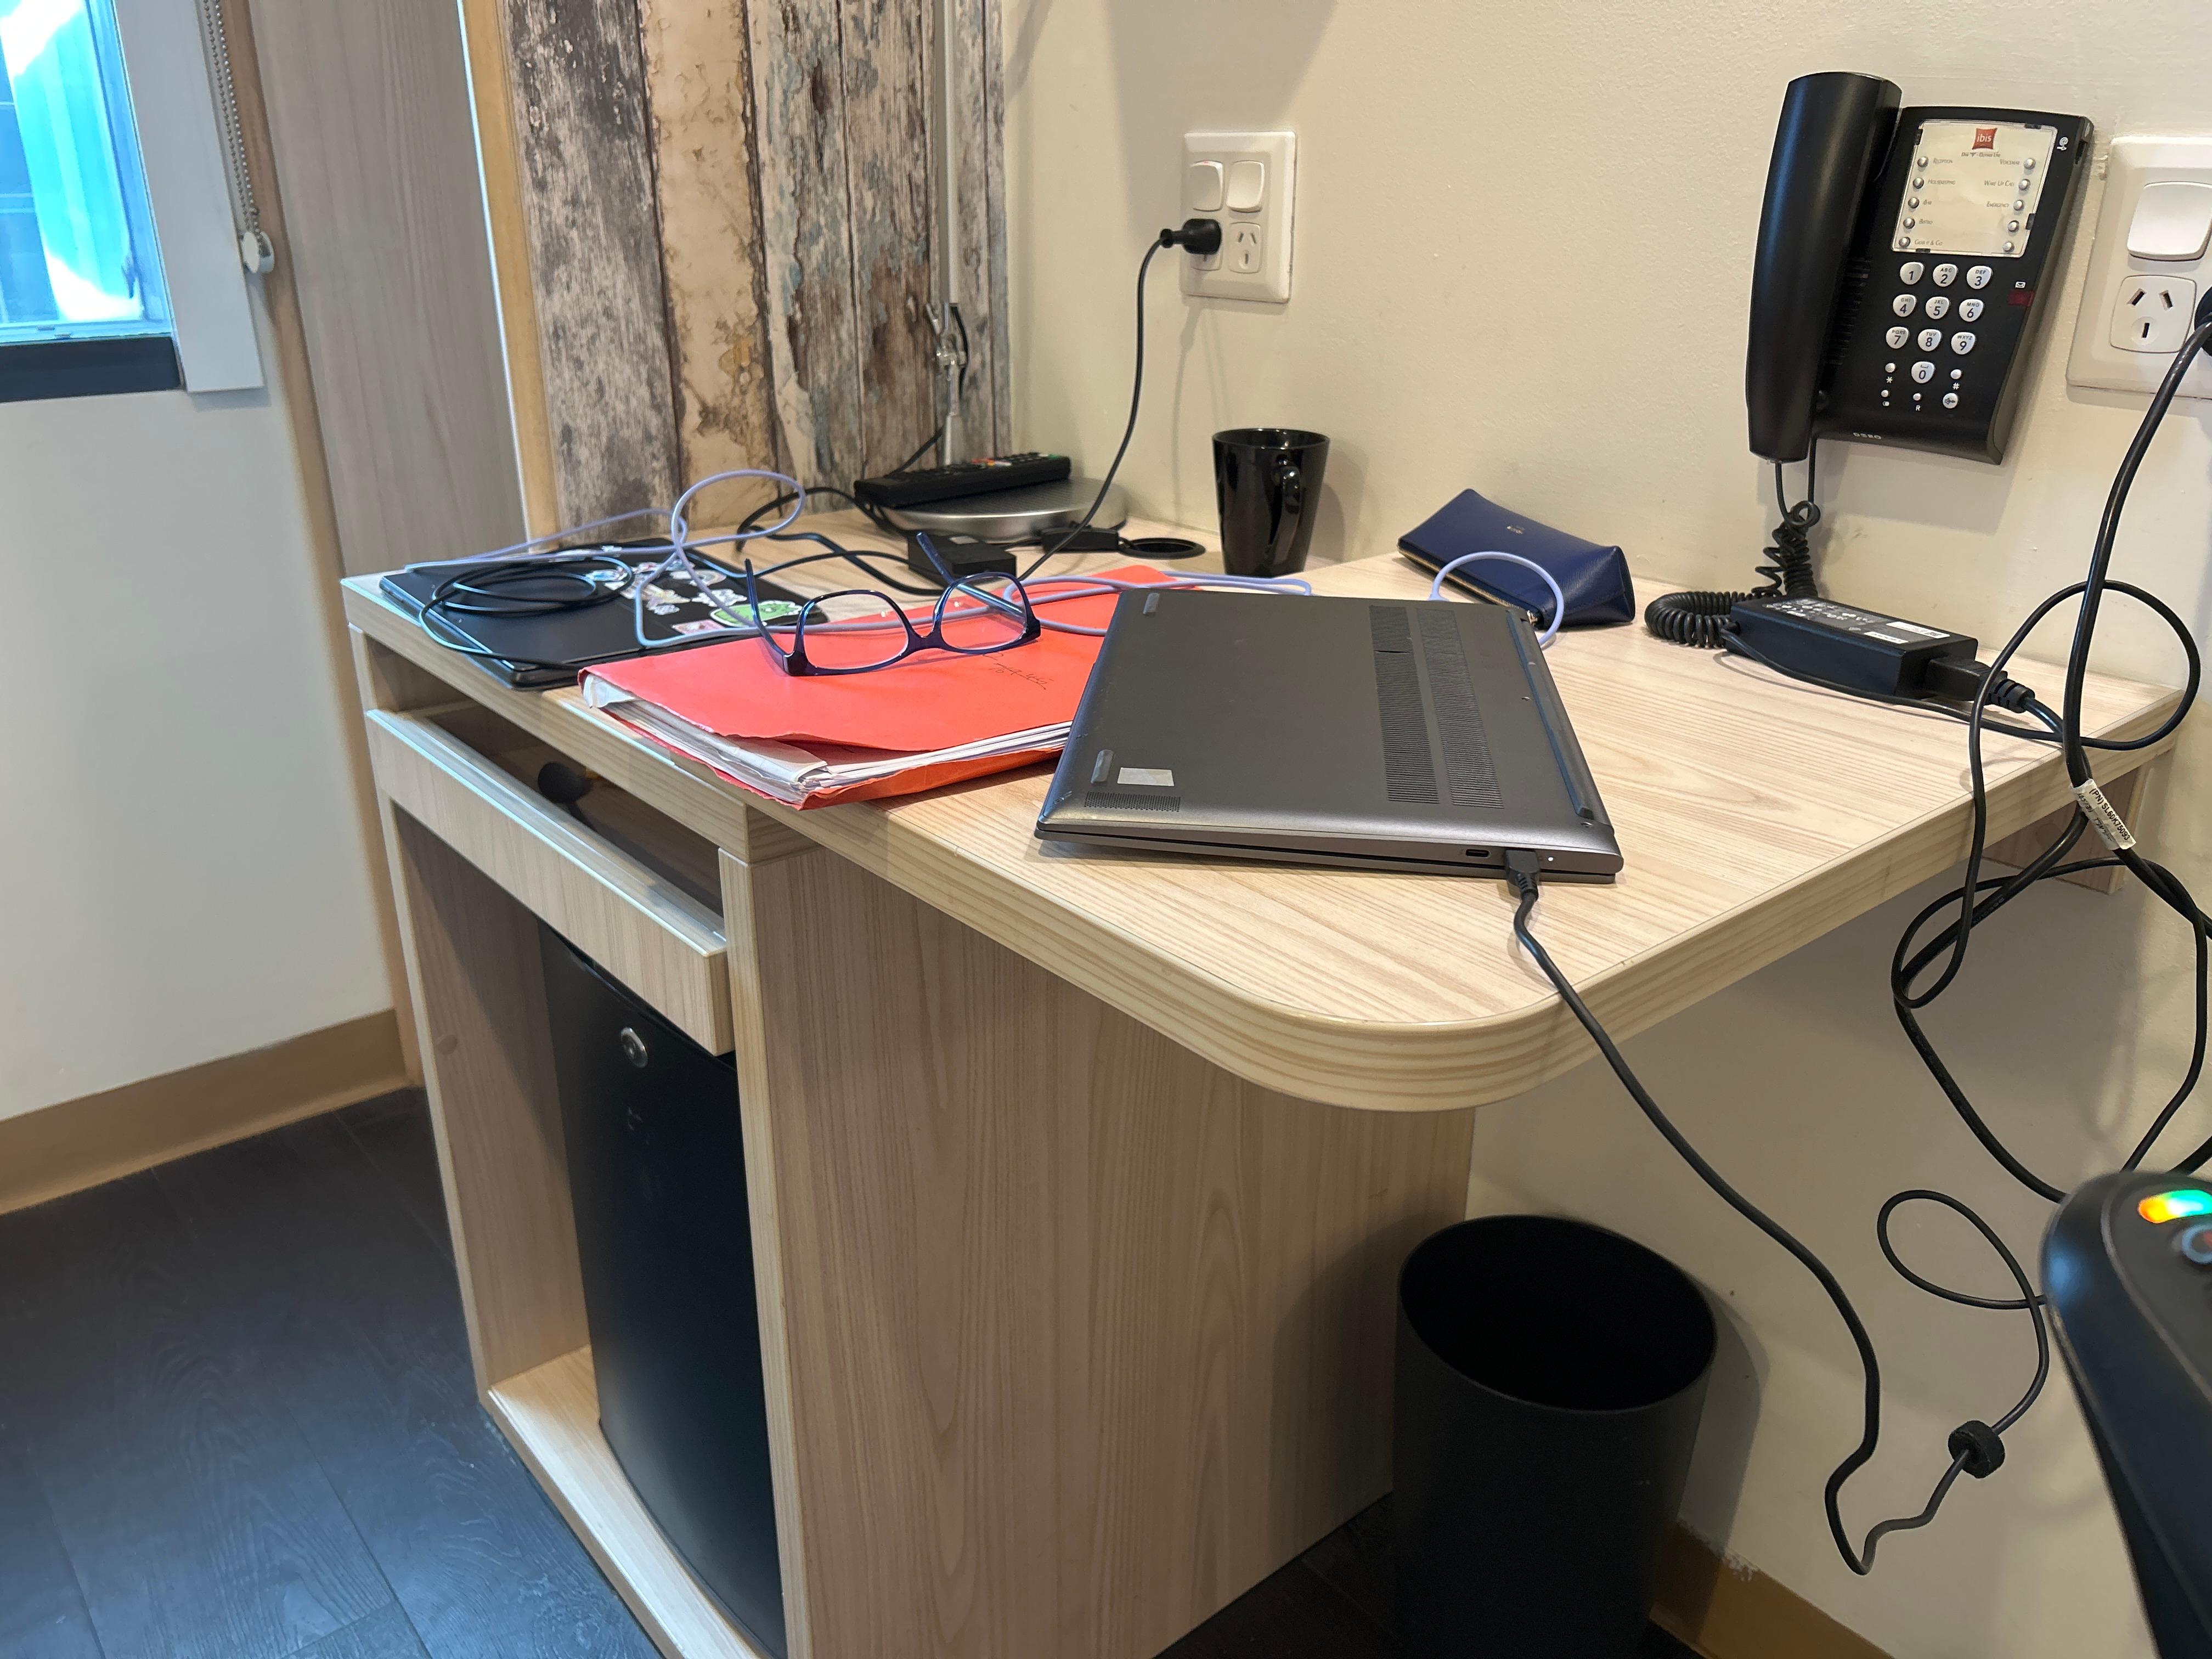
[1035,588,1622,878]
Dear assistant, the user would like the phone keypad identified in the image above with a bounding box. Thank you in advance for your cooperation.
[1871,253,2005,422]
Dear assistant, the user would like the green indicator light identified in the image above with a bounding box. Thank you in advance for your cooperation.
[2138,1189,2212,1224]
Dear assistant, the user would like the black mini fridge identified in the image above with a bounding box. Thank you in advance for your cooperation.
[538,927,786,1657]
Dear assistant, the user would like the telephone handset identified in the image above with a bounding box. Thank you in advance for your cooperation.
[1748,72,2092,465]
[1746,73,1899,462]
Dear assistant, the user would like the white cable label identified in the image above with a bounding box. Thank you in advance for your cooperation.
[2073,778,2137,850]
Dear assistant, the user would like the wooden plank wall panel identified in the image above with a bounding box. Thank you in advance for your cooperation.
[497,0,682,526]
[245,0,524,574]
[941,0,1011,453]
[838,0,939,475]
[747,0,865,486]
[459,0,561,535]
[637,0,782,504]
[467,0,1009,519]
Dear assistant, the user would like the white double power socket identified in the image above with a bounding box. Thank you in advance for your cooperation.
[2067,137,2212,399]
[1180,131,1296,304]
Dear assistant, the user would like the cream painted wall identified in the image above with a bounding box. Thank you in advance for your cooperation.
[1006,3,2212,1656]
[0,296,391,1121]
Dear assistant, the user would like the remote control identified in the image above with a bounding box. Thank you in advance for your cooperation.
[854,452,1070,509]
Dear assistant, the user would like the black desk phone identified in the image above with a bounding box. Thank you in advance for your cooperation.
[1747,72,2091,465]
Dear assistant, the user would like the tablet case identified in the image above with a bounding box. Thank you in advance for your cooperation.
[1397,490,1635,628]
[380,548,802,688]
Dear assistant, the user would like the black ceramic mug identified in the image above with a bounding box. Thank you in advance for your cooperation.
[1213,427,1329,578]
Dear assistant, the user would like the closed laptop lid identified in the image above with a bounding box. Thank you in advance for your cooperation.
[1036,588,1621,877]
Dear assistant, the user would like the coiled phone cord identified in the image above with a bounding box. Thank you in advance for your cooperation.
[1644,449,1823,646]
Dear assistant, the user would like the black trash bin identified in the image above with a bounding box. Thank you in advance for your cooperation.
[1395,1215,1716,1658]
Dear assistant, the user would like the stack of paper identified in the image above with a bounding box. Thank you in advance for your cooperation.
[591,704,1072,806]
[579,568,1158,808]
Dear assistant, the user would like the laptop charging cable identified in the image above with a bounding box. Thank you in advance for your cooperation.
[1505,848,2041,1574]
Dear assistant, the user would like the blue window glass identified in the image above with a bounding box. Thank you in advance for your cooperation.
[0,0,169,345]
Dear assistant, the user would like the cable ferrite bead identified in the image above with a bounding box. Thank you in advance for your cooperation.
[1948,1420,2006,1479]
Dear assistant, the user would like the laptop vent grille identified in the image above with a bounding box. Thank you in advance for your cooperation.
[1085,791,1183,814]
[1417,610,1504,810]
[1370,606,1438,805]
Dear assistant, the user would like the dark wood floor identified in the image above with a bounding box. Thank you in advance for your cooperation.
[0,1091,658,1659]
[0,1092,1699,1659]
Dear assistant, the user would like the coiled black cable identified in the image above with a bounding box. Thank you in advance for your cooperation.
[1510,315,2212,1577]
[416,548,644,670]
[1645,450,1822,646]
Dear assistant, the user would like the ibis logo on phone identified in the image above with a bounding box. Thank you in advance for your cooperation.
[1972,126,1998,149]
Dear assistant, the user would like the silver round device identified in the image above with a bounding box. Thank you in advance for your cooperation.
[880,477,1127,541]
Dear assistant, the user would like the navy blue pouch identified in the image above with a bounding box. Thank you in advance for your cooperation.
[1396,489,1636,628]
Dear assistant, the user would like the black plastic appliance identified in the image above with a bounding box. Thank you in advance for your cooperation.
[538,928,785,1656]
[2047,1173,2212,1659]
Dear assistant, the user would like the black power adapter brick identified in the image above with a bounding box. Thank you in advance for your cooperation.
[905,529,1019,580]
[1730,595,2025,708]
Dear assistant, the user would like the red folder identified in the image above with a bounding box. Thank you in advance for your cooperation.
[579,565,1163,805]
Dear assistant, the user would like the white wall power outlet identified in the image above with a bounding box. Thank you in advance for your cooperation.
[2111,275,2199,354]
[2067,137,2212,399]
[1180,132,1295,304]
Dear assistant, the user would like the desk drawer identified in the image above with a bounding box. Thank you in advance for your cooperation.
[368,710,733,1054]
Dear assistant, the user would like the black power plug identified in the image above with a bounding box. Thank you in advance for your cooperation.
[1159,218,1223,256]
[905,530,1018,580]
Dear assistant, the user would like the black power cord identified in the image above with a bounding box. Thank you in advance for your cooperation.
[1020,221,1221,580]
[1646,444,1825,646]
[1508,304,2212,1576]
[419,238,1216,671]
[736,230,1218,592]
[1508,855,2042,1574]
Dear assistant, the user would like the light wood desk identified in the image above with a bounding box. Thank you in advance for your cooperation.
[341,517,2179,1659]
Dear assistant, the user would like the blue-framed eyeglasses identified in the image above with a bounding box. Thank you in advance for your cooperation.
[743,535,1040,676]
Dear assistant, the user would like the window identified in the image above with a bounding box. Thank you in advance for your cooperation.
[1,0,184,398]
